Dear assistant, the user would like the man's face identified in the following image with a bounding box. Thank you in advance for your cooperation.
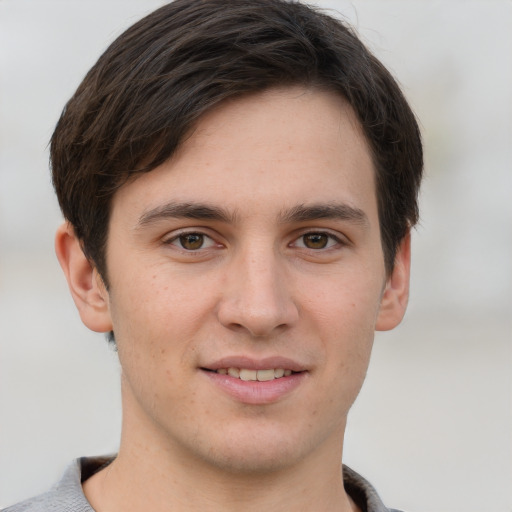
[98,87,408,473]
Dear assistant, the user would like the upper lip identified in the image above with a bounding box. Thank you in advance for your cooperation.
[202,356,308,372]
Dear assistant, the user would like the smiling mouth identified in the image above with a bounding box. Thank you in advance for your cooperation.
[203,367,295,381]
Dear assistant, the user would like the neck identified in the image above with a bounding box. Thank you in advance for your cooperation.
[83,384,359,512]
[84,449,358,512]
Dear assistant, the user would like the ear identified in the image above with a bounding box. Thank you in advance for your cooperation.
[55,222,113,333]
[375,232,411,331]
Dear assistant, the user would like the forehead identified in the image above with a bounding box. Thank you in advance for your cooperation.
[112,86,377,224]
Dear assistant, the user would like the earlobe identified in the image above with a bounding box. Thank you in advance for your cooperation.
[375,232,411,332]
[55,222,113,333]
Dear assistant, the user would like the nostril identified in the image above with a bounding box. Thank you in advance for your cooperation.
[216,281,299,337]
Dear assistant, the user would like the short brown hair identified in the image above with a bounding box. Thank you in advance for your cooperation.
[51,0,423,281]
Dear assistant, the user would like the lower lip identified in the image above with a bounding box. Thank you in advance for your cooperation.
[201,370,306,405]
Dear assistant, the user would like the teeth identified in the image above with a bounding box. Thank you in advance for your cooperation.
[227,367,240,378]
[239,369,257,381]
[256,369,275,381]
[218,368,293,381]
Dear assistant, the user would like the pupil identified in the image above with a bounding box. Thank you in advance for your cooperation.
[304,233,328,249]
[180,233,203,250]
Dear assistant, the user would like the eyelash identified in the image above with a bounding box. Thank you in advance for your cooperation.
[164,230,345,252]
[164,231,218,251]
[291,231,345,250]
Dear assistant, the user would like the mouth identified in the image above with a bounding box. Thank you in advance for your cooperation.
[203,367,295,381]
[200,357,307,404]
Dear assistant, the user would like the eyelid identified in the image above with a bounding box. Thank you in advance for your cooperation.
[163,228,220,250]
[290,229,348,249]
[161,227,348,251]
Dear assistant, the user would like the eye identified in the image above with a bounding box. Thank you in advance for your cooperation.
[293,232,341,250]
[167,232,217,251]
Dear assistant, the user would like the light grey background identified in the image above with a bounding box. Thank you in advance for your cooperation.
[1,1,511,511]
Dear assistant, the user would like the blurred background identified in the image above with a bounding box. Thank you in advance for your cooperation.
[0,1,510,511]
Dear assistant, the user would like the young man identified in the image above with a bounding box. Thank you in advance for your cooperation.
[4,1,422,511]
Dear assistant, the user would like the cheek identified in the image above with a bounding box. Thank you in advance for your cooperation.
[305,273,381,379]
[108,270,215,377]
[111,282,195,411]
[305,267,383,332]
[111,265,208,329]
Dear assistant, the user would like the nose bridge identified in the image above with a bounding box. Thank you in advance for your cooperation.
[218,240,297,336]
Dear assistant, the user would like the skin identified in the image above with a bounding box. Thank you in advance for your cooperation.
[56,87,411,512]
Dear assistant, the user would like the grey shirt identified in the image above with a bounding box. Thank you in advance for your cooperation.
[2,456,403,512]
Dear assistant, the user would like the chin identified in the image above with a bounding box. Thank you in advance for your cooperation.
[193,422,326,475]
[204,445,301,475]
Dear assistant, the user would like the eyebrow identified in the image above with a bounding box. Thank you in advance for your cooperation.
[279,203,369,227]
[136,200,369,229]
[137,202,237,228]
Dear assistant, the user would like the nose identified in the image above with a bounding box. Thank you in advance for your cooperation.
[217,246,299,338]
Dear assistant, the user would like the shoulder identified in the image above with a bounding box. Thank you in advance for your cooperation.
[2,493,50,512]
[1,457,113,512]
[1,489,63,512]
[343,465,405,512]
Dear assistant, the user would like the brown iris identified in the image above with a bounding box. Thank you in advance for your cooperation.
[179,233,204,250]
[302,233,329,249]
